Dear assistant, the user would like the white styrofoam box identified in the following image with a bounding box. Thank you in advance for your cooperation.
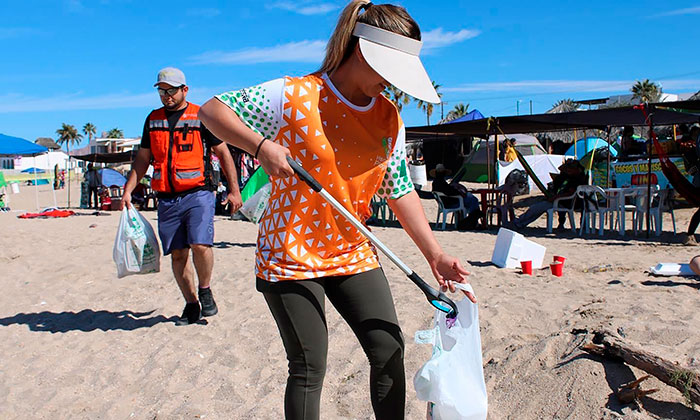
[491,228,547,269]
[649,263,695,276]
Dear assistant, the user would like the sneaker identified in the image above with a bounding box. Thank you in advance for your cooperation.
[199,287,218,317]
[175,302,201,326]
[683,233,698,246]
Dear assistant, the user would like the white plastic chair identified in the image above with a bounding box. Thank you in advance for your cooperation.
[656,188,677,234]
[576,185,615,236]
[546,191,578,233]
[634,186,675,236]
[433,192,466,230]
[608,187,644,236]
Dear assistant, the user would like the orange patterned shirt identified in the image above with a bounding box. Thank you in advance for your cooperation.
[216,73,413,281]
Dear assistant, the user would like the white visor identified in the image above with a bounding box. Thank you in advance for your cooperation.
[353,22,439,104]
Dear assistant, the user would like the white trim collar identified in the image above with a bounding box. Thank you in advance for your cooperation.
[321,72,376,112]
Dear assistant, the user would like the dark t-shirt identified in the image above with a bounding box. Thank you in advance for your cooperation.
[141,105,223,197]
[432,175,467,208]
[550,171,587,198]
[432,176,462,197]
[140,105,222,149]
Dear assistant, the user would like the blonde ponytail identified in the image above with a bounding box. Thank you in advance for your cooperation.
[318,1,421,75]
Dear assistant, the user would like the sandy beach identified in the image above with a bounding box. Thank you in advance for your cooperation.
[0,179,698,419]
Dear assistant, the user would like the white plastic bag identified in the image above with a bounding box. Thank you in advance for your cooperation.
[113,207,160,278]
[239,182,271,223]
[414,283,488,420]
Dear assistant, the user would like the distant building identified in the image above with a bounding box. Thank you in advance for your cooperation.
[69,137,141,156]
[95,137,141,153]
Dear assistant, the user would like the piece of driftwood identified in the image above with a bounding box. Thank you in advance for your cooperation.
[582,330,700,406]
[616,375,659,404]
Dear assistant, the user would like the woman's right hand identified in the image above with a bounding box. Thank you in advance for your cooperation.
[257,139,294,178]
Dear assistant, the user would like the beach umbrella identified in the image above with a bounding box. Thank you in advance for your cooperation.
[20,167,46,173]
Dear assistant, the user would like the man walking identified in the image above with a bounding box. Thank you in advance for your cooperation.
[121,67,242,325]
[85,163,100,209]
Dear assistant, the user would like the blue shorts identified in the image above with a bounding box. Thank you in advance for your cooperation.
[157,190,215,255]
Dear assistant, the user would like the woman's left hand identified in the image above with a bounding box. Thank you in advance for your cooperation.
[429,253,476,303]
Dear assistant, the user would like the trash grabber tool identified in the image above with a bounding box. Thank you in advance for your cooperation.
[286,156,459,318]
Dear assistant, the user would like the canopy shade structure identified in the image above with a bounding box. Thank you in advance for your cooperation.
[72,150,137,164]
[0,133,49,156]
[407,100,700,138]
[654,100,700,113]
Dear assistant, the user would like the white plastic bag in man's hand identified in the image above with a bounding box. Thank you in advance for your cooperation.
[414,283,488,420]
[113,207,160,278]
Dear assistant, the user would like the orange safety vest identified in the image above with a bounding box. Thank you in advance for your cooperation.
[147,103,211,193]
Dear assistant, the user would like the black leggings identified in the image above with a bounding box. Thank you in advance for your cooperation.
[257,268,405,420]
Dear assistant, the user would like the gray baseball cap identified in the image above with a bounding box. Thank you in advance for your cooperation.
[154,67,186,87]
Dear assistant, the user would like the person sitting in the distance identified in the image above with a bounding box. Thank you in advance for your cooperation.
[619,126,646,159]
[548,139,567,155]
[510,159,587,230]
[431,163,481,218]
[504,138,517,162]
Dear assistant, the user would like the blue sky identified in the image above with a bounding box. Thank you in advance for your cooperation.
[1,0,699,149]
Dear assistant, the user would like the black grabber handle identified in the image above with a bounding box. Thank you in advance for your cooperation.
[286,157,322,192]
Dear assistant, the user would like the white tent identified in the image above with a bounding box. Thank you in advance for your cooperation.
[459,133,547,183]
[498,155,565,192]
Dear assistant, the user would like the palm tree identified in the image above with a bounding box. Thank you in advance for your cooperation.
[56,123,83,155]
[441,102,470,123]
[106,128,124,138]
[382,85,411,112]
[548,99,579,114]
[105,128,124,153]
[631,79,662,103]
[82,122,96,144]
[56,123,83,208]
[416,81,442,125]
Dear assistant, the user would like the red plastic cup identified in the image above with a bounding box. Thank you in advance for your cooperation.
[553,255,566,265]
[520,260,533,275]
[550,261,563,277]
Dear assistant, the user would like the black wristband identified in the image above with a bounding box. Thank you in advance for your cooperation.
[254,137,267,159]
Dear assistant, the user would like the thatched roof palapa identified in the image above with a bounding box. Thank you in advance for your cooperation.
[35,137,61,150]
